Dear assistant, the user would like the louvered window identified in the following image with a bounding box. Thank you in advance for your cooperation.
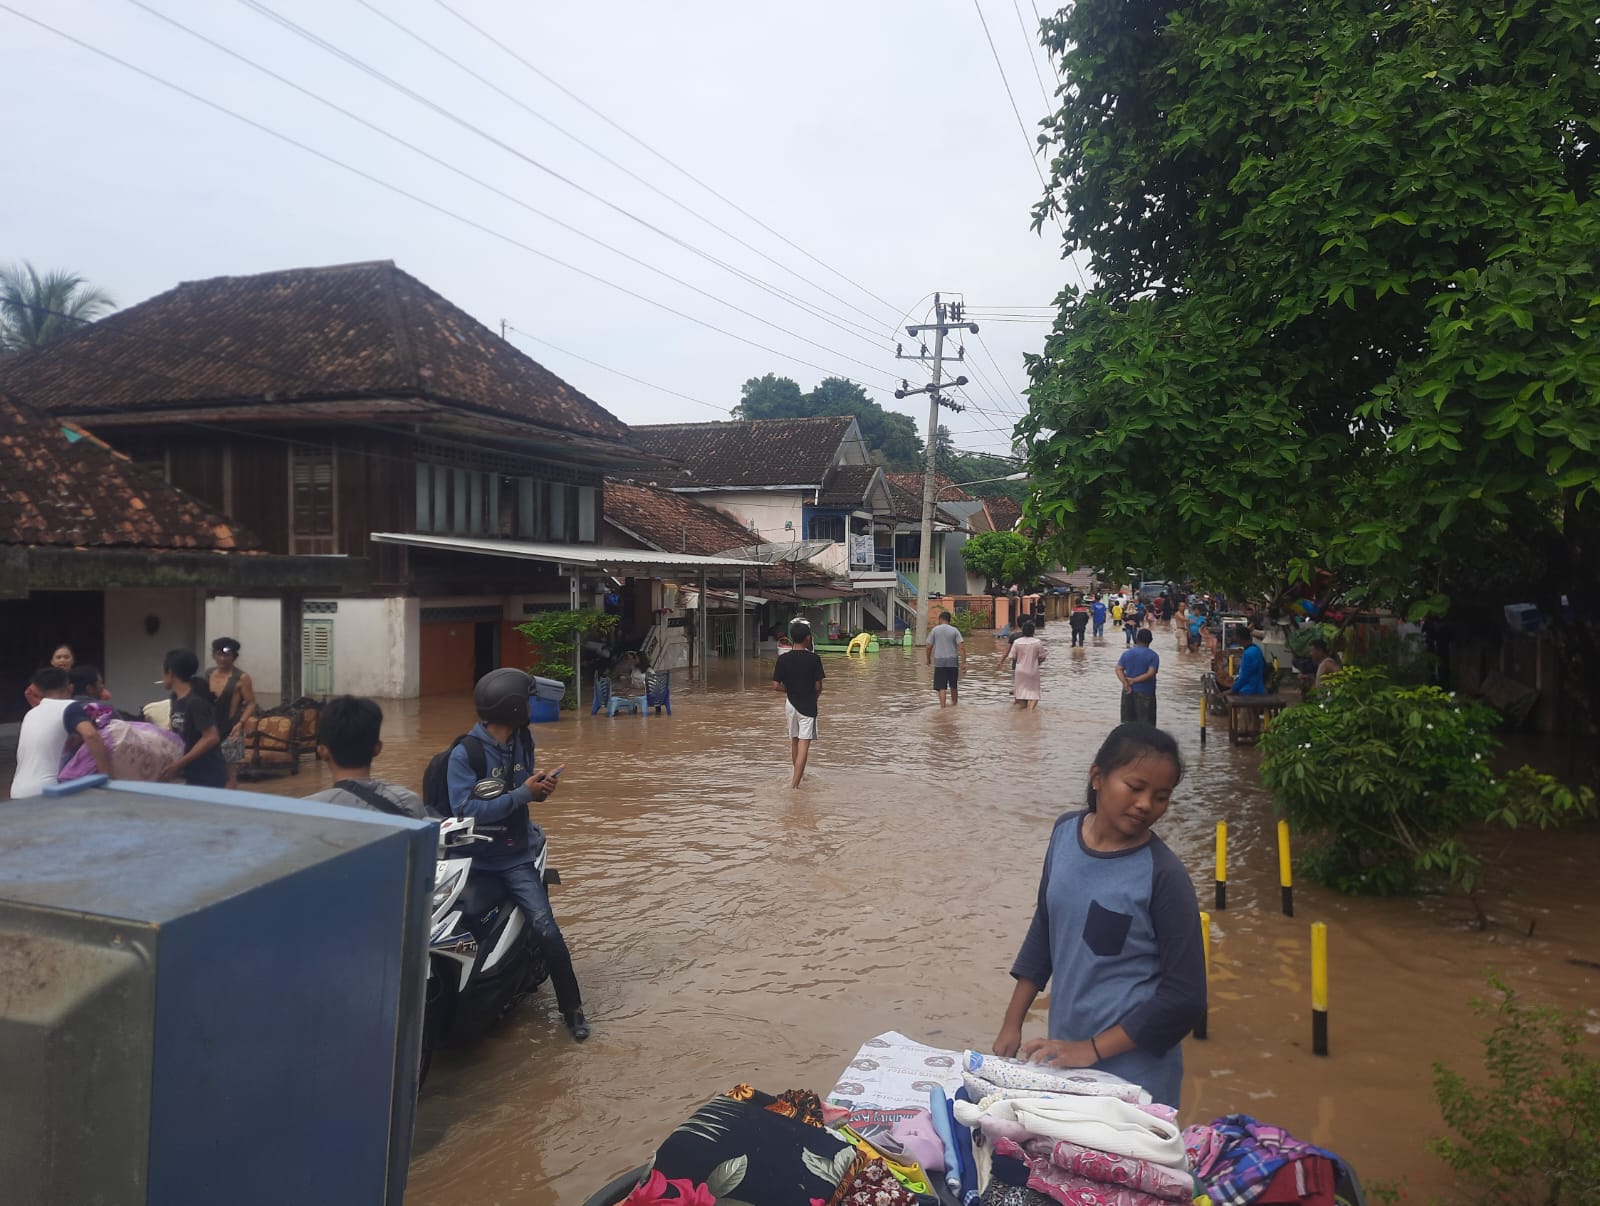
[291,445,336,554]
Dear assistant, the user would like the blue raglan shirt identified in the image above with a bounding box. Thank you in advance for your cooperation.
[445,722,544,872]
[1233,645,1267,695]
[1011,811,1206,1108]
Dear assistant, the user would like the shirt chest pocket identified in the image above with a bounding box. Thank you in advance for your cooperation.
[1082,899,1134,958]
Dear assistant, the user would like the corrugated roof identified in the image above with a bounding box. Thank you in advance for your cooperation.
[0,393,255,551]
[0,260,630,442]
[628,416,856,487]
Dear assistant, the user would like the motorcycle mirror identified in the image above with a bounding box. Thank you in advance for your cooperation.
[470,778,507,800]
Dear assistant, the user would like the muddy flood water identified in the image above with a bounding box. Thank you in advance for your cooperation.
[240,624,1597,1204]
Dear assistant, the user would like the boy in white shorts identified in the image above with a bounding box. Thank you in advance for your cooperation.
[771,619,826,788]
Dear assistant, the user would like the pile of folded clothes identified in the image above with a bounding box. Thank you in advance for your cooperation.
[612,1033,1362,1206]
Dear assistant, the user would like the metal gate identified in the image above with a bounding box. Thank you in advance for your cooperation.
[302,619,334,697]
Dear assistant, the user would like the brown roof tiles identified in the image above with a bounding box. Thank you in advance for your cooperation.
[603,480,755,556]
[627,416,857,487]
[0,260,629,442]
[0,393,257,551]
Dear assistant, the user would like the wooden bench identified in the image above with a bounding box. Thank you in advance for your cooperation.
[1225,693,1287,745]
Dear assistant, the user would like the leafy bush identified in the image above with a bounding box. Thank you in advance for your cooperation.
[1259,667,1593,899]
[516,609,618,708]
[1431,976,1600,1205]
[948,609,981,638]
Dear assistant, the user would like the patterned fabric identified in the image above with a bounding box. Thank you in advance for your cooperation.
[995,1139,1171,1206]
[59,707,184,783]
[1024,1138,1195,1202]
[953,1095,1186,1167]
[963,1053,1151,1104]
[1182,1115,1340,1206]
[982,1184,1057,1206]
[643,1089,916,1206]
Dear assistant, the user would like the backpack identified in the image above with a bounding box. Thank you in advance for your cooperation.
[419,730,538,857]
[421,734,488,819]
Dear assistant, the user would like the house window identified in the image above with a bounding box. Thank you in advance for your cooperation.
[290,445,335,554]
[516,477,541,539]
[577,485,596,543]
[808,515,845,542]
[548,482,567,541]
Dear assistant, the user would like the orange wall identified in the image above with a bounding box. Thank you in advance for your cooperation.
[420,620,476,696]
[501,621,536,673]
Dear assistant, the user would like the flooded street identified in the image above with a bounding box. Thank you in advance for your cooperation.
[249,622,1600,1204]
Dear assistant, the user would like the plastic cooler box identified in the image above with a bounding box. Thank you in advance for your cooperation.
[530,674,566,722]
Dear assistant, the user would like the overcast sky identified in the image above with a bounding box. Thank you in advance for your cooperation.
[5,1,1084,459]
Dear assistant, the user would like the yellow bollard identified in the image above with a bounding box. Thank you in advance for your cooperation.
[1277,818,1294,917]
[1200,694,1208,745]
[1311,921,1329,1055]
[1195,910,1212,1040]
[1214,821,1227,910]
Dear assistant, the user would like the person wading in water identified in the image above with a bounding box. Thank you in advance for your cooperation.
[207,636,256,789]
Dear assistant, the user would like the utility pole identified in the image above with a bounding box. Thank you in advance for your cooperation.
[896,293,976,647]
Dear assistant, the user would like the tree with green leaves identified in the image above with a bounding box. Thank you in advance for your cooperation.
[0,261,115,352]
[734,373,925,470]
[958,530,1046,593]
[1020,0,1599,742]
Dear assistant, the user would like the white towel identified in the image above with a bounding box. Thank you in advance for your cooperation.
[951,1094,1186,1168]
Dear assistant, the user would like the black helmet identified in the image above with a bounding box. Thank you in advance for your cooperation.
[473,668,532,727]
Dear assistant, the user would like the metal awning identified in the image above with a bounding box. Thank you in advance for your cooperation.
[370,532,767,572]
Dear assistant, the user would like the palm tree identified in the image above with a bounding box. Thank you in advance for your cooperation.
[0,261,115,352]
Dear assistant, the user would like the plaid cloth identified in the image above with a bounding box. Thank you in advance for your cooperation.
[1182,1115,1339,1206]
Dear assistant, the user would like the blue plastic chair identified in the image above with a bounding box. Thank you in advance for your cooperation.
[591,673,641,718]
[643,670,671,716]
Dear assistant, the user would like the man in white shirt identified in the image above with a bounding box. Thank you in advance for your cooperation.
[10,668,112,798]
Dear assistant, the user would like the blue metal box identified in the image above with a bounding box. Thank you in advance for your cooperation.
[0,778,435,1204]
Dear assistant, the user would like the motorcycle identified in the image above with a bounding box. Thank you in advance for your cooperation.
[419,815,561,1084]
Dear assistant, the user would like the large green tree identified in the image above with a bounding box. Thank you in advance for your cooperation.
[0,261,114,352]
[734,373,925,470]
[958,530,1047,592]
[1020,0,1599,730]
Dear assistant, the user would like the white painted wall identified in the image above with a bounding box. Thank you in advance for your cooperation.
[205,596,284,694]
[328,597,419,698]
[103,588,205,707]
[693,491,804,544]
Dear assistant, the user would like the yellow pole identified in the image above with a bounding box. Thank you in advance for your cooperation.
[1277,818,1294,917]
[1214,821,1227,910]
[1311,921,1329,1055]
[1195,910,1212,1040]
[1200,693,1208,745]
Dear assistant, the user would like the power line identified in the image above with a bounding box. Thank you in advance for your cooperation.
[1,5,904,400]
[1030,0,1065,87]
[349,0,896,346]
[502,325,731,415]
[972,0,1093,296]
[428,0,905,323]
[123,0,894,382]
[237,0,895,364]
[1011,0,1054,114]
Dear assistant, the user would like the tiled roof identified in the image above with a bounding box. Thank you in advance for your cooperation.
[0,260,629,442]
[815,464,882,508]
[883,475,928,524]
[885,471,974,502]
[628,416,856,487]
[603,480,755,556]
[0,393,255,550]
[983,495,1024,529]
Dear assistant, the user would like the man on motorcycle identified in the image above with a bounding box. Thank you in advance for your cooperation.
[446,668,589,1041]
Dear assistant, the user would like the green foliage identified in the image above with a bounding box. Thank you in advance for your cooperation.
[0,261,115,351]
[515,609,618,708]
[948,609,980,638]
[959,530,1047,591]
[1020,0,1600,675]
[735,374,924,470]
[1343,625,1436,686]
[1259,667,1594,896]
[1431,976,1600,1205]
[1284,621,1339,658]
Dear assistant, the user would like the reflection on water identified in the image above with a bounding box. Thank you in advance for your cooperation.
[244,623,1600,1203]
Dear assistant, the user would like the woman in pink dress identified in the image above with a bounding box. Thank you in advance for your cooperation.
[999,619,1047,709]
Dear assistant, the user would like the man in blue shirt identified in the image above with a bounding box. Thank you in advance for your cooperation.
[1231,628,1268,696]
[446,668,588,1041]
[1115,629,1160,724]
[1090,596,1108,638]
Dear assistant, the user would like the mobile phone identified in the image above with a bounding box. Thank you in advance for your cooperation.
[544,764,566,781]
